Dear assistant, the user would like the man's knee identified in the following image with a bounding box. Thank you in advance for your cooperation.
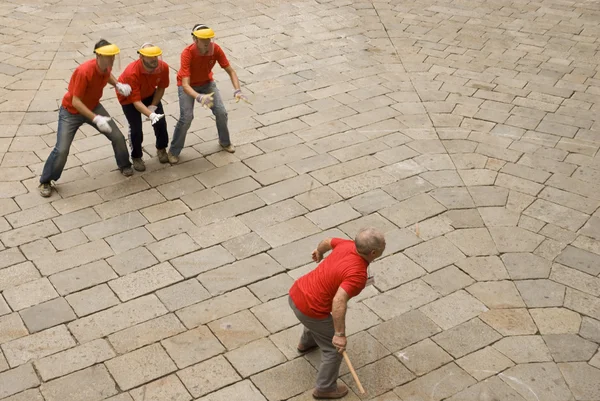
[213,106,227,119]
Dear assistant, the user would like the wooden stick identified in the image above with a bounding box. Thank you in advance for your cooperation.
[342,351,365,394]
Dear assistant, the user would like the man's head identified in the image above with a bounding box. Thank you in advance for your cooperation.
[94,39,119,72]
[355,227,386,262]
[138,43,162,72]
[191,24,215,55]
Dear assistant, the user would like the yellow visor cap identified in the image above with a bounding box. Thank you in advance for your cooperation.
[95,44,120,56]
[138,46,163,57]
[192,27,215,39]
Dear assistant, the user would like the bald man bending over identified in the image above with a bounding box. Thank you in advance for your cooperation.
[288,228,386,399]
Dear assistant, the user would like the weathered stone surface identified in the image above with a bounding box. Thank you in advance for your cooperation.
[196,380,267,401]
[162,325,225,368]
[105,343,177,390]
[225,338,286,377]
[480,308,537,336]
[466,281,525,308]
[396,338,452,376]
[501,252,551,279]
[515,279,565,307]
[420,290,488,330]
[543,334,598,362]
[500,363,572,401]
[368,310,441,352]
[493,335,552,363]
[177,355,241,398]
[394,362,476,401]
[0,364,39,399]
[108,314,186,354]
[456,346,514,380]
[445,228,498,256]
[208,310,269,350]
[2,325,76,367]
[489,226,545,252]
[456,256,510,281]
[432,318,502,358]
[251,358,317,401]
[129,374,192,401]
[555,245,600,276]
[40,364,118,401]
[20,297,76,333]
[404,236,466,272]
[558,362,600,401]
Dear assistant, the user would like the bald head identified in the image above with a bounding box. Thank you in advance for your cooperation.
[355,227,386,261]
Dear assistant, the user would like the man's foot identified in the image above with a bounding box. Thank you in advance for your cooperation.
[132,158,146,172]
[121,166,134,177]
[157,148,169,163]
[39,182,52,197]
[297,344,319,354]
[167,151,179,164]
[312,384,348,400]
[220,143,235,153]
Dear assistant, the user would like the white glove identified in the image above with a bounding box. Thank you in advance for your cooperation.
[147,105,158,113]
[116,83,132,96]
[93,115,112,134]
[149,112,164,125]
[196,92,214,109]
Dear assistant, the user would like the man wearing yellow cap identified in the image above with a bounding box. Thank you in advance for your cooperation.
[39,39,133,197]
[167,24,249,163]
[117,43,170,171]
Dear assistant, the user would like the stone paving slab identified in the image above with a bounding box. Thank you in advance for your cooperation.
[1,0,600,400]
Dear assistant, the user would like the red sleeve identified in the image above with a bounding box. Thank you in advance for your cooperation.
[340,273,367,298]
[179,48,191,78]
[128,74,142,103]
[216,46,230,69]
[70,67,88,99]
[330,238,347,248]
[159,62,170,88]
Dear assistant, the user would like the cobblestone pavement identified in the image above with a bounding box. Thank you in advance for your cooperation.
[1,0,600,399]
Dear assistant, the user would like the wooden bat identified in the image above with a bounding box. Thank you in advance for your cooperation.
[342,351,365,394]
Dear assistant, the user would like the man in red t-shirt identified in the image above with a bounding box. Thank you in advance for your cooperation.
[167,24,249,163]
[117,43,170,171]
[289,228,386,399]
[39,39,133,197]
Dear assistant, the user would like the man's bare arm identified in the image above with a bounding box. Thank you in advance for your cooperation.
[312,238,332,262]
[331,287,349,352]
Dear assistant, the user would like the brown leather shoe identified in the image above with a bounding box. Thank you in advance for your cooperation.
[312,384,348,399]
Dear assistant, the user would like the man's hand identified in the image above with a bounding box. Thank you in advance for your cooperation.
[332,334,347,353]
[149,112,164,125]
[311,249,323,263]
[92,115,112,134]
[196,92,214,109]
[234,89,250,104]
[116,83,132,96]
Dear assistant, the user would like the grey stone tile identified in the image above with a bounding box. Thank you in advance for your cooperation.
[40,365,118,401]
[396,338,453,376]
[555,245,600,276]
[34,339,115,381]
[516,279,566,308]
[480,308,537,336]
[251,296,298,333]
[108,313,186,354]
[466,280,525,308]
[488,226,545,252]
[380,193,446,228]
[368,310,441,352]
[394,362,476,401]
[129,374,192,401]
[500,362,572,401]
[558,362,600,401]
[156,279,211,312]
[177,355,240,398]
[176,288,260,328]
[543,334,598,362]
[501,252,552,279]
[422,265,475,295]
[19,297,76,333]
[105,343,177,390]
[419,290,488,330]
[0,364,39,399]
[493,335,552,363]
[248,273,294,303]
[456,346,514,380]
[195,380,266,401]
[222,232,270,260]
[404,236,466,272]
[363,279,439,321]
[225,338,286,377]
[432,318,502,358]
[0,312,28,344]
[251,358,317,401]
[2,325,75,368]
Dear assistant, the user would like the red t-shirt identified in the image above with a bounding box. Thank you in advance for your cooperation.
[289,238,368,319]
[176,43,230,87]
[62,59,110,114]
[117,59,170,105]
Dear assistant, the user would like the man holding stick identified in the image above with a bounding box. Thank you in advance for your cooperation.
[288,228,386,399]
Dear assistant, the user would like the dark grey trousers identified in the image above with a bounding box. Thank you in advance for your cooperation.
[289,296,343,392]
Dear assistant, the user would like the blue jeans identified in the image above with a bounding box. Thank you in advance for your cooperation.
[169,81,230,156]
[40,104,131,184]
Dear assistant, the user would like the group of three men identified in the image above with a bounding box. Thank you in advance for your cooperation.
[39,24,247,197]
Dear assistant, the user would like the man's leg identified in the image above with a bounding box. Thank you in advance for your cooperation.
[150,99,169,152]
[121,102,145,171]
[90,103,132,175]
[206,81,233,151]
[168,86,195,159]
[39,107,84,195]
[289,297,344,394]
